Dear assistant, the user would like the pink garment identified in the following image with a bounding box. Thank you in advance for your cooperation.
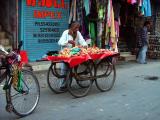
[131,0,137,4]
[127,0,137,4]
[138,0,143,6]
[114,20,119,38]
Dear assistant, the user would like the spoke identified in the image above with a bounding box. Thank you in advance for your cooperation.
[11,92,22,98]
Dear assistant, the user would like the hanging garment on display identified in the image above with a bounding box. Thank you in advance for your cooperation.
[114,20,119,38]
[110,6,117,51]
[73,0,77,21]
[83,0,90,15]
[127,0,137,4]
[113,2,121,21]
[77,0,84,23]
[110,7,116,38]
[97,0,107,20]
[88,0,98,19]
[98,5,106,20]
[127,0,131,3]
[104,24,110,48]
[138,0,143,6]
[97,21,103,47]
[81,9,90,40]
[68,0,77,23]
[89,22,96,45]
[97,22,103,37]
[142,0,151,17]
[107,0,112,27]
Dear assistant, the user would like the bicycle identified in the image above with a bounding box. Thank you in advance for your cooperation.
[0,41,40,117]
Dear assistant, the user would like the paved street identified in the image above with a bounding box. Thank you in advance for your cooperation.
[0,60,160,120]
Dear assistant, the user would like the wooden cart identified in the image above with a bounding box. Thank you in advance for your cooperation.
[46,51,119,98]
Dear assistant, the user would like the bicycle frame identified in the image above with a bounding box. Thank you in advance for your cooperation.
[0,67,6,83]
[0,41,25,111]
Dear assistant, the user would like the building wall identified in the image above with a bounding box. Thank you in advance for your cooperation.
[155,5,160,34]
[20,0,70,61]
[0,0,16,48]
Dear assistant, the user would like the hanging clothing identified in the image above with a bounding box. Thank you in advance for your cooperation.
[114,20,119,38]
[73,0,77,21]
[88,0,98,19]
[89,22,96,44]
[81,10,90,40]
[98,5,105,20]
[142,0,151,17]
[77,0,84,23]
[83,0,90,15]
[97,0,107,20]
[110,7,115,38]
[127,0,137,4]
[97,21,103,47]
[68,0,77,24]
[113,2,121,21]
[110,6,117,51]
[105,24,110,48]
[138,0,143,6]
[107,0,112,27]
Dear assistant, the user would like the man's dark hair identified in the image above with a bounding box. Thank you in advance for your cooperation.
[144,21,150,26]
[68,21,80,28]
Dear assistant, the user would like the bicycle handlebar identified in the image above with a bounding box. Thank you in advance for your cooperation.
[6,41,23,64]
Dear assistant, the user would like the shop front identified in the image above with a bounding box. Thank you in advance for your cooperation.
[19,0,69,61]
[0,0,17,50]
[1,0,159,61]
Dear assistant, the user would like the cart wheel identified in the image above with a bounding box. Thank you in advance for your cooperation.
[67,67,93,98]
[74,62,95,88]
[47,64,67,93]
[95,59,116,92]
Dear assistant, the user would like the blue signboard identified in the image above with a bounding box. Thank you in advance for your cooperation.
[20,0,69,61]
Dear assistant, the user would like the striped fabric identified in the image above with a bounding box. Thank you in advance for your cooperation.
[136,27,148,48]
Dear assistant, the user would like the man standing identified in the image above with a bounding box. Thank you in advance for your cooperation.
[137,21,151,64]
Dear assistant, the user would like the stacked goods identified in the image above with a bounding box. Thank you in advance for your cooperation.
[56,46,111,58]
[59,47,81,57]
[148,36,160,59]
[86,47,109,54]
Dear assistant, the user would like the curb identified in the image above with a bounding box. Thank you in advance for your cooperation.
[29,61,51,72]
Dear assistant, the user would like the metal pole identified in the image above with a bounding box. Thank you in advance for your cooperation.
[16,0,19,49]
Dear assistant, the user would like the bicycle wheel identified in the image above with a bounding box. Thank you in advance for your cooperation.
[67,65,93,98]
[47,64,67,93]
[95,59,116,92]
[6,69,40,117]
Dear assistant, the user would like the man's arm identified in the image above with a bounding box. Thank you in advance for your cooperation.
[0,45,8,56]
[58,30,69,46]
[77,31,88,47]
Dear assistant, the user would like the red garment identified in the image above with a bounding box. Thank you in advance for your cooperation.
[20,50,29,65]
[127,0,131,4]
[127,0,137,4]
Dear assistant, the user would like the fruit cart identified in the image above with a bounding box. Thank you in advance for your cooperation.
[46,47,120,98]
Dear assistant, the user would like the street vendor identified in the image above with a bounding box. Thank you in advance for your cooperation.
[58,21,88,90]
[58,21,88,48]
